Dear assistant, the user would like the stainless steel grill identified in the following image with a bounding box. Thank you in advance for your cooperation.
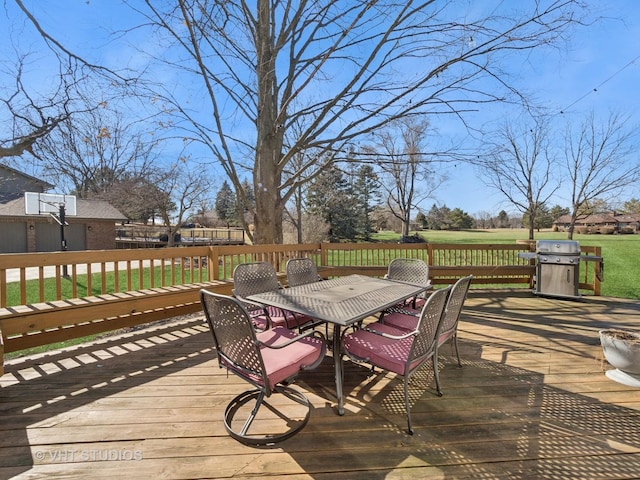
[519,240,603,299]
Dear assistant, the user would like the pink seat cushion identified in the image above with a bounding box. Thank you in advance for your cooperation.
[382,311,419,333]
[410,297,426,308]
[266,307,315,330]
[257,327,324,387]
[251,307,315,330]
[384,312,454,345]
[250,312,270,331]
[343,323,425,375]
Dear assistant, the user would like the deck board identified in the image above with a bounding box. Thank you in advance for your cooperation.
[2,290,640,479]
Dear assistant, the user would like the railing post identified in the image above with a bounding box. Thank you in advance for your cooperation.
[0,325,4,377]
[594,246,602,296]
[427,243,434,267]
[320,242,328,268]
[209,246,219,281]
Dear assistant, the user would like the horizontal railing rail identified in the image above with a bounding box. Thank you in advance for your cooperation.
[0,242,602,372]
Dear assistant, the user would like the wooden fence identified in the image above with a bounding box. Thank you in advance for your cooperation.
[0,242,602,373]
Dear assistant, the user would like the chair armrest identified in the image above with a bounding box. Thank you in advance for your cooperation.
[257,329,326,350]
[383,307,420,317]
[233,291,268,311]
[362,325,416,340]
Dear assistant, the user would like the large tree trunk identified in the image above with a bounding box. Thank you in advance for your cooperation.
[253,0,284,244]
[402,216,411,237]
[254,187,284,244]
[527,211,535,240]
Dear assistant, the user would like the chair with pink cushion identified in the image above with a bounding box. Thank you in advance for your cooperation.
[286,257,328,335]
[380,275,473,395]
[384,258,432,309]
[233,261,315,331]
[434,274,473,373]
[341,286,450,435]
[200,290,326,445]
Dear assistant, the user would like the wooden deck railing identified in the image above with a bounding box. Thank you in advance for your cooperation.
[0,242,602,373]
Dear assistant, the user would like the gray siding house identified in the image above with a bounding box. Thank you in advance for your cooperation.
[0,165,126,253]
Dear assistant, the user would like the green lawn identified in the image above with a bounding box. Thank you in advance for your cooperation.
[5,266,209,306]
[373,229,639,300]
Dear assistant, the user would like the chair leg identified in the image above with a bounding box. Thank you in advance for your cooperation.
[224,386,311,446]
[433,351,443,397]
[403,376,414,435]
[452,334,462,368]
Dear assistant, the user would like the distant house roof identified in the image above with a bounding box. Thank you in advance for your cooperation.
[582,214,618,224]
[554,214,572,224]
[554,213,640,226]
[0,196,126,221]
[614,214,640,223]
[0,164,54,202]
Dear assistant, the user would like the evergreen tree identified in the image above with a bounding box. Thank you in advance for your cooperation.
[426,204,451,230]
[497,210,510,228]
[415,211,427,229]
[622,199,640,214]
[449,208,474,229]
[307,166,358,241]
[352,165,380,240]
[215,181,237,227]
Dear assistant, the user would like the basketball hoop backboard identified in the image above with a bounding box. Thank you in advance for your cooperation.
[25,192,77,216]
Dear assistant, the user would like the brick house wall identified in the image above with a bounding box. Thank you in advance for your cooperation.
[84,220,118,250]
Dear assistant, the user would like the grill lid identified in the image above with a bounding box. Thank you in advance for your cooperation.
[536,240,580,255]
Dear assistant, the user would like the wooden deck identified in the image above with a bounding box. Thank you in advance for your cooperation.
[1,290,639,479]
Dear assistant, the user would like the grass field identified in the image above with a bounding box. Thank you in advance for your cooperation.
[374,228,640,300]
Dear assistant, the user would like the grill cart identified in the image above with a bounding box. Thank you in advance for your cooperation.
[519,240,603,299]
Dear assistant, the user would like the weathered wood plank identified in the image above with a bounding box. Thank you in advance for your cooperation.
[1,291,640,479]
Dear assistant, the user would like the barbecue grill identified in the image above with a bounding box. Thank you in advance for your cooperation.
[518,240,603,299]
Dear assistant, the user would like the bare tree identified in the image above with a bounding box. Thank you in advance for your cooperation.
[92,176,165,224]
[563,111,640,239]
[153,161,212,246]
[0,55,73,159]
[478,119,560,240]
[366,118,444,237]
[16,1,587,243]
[474,211,494,229]
[28,99,160,196]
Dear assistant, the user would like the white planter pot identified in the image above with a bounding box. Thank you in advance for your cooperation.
[599,329,640,387]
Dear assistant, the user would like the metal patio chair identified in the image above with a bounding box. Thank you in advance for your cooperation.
[384,258,431,309]
[233,261,315,331]
[285,257,327,335]
[342,286,450,435]
[286,257,323,287]
[200,290,326,445]
[380,275,473,395]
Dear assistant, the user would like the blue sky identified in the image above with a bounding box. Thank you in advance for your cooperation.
[435,0,640,215]
[2,1,639,217]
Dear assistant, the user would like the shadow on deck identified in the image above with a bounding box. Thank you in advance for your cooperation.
[1,290,640,479]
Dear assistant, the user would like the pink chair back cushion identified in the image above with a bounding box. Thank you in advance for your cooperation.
[343,323,423,375]
[257,327,324,387]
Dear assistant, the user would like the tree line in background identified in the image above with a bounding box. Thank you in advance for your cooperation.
[208,164,640,243]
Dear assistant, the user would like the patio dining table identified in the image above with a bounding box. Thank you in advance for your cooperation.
[247,274,429,415]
